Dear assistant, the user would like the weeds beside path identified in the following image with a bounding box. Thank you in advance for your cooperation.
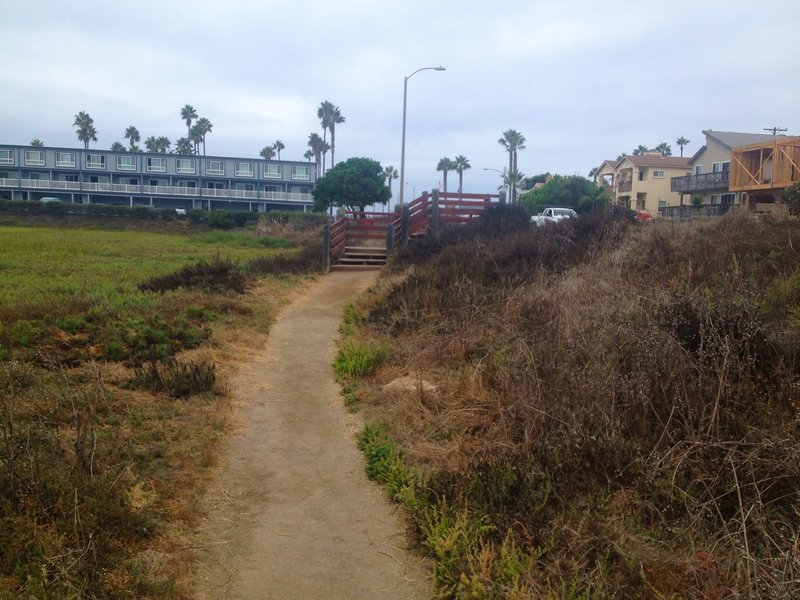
[191,271,429,599]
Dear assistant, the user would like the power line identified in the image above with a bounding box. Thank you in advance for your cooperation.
[763,126,788,135]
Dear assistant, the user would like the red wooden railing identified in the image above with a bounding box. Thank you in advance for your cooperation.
[325,191,500,269]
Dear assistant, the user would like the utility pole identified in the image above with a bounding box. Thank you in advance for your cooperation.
[763,126,788,135]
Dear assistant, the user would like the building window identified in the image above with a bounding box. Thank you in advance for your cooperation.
[695,165,703,175]
[637,170,644,181]
[712,162,721,173]
[291,165,310,181]
[721,161,730,173]
[710,194,718,204]
[264,163,282,179]
[146,156,166,172]
[720,193,735,204]
[117,155,136,171]
[176,159,196,174]
[86,154,106,169]
[264,184,279,193]
[0,149,14,165]
[25,150,45,166]
[56,152,76,167]
[235,161,254,177]
[652,170,665,178]
[658,199,668,208]
[205,160,224,175]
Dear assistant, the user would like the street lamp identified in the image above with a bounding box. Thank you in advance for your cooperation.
[483,167,507,202]
[399,65,445,206]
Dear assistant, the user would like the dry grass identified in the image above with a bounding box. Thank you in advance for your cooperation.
[349,209,800,598]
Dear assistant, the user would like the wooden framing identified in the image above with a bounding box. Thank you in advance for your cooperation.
[729,135,800,192]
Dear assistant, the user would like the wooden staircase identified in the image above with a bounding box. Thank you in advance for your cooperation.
[331,245,388,271]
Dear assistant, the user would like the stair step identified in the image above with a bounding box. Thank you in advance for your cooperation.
[331,263,384,272]
[338,257,387,265]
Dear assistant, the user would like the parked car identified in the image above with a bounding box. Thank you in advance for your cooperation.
[39,197,62,203]
[531,207,577,225]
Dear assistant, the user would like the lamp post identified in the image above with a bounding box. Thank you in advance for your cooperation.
[483,167,507,202]
[399,65,445,207]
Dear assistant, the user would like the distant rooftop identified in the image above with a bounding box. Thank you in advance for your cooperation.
[703,129,784,149]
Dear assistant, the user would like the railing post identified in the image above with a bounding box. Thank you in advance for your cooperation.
[431,188,440,234]
[386,222,394,256]
[322,223,331,273]
[401,204,410,246]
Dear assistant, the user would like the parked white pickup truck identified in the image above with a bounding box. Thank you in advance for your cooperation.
[531,207,578,225]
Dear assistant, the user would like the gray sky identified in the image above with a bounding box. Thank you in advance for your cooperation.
[2,0,799,201]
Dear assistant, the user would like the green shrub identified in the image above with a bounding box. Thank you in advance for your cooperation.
[125,358,216,398]
[333,341,385,382]
[138,255,247,294]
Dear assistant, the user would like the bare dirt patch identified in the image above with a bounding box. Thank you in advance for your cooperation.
[191,271,429,599]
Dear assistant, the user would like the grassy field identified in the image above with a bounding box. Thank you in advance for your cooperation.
[0,218,318,598]
[0,225,288,306]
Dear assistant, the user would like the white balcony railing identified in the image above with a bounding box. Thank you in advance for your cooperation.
[2,177,311,203]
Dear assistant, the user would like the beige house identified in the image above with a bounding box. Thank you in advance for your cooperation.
[610,153,690,216]
[671,130,778,207]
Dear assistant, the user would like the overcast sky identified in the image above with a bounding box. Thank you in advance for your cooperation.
[2,0,799,201]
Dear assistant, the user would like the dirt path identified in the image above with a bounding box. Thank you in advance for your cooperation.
[192,271,429,599]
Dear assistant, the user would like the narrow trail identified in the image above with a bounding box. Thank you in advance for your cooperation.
[193,271,429,599]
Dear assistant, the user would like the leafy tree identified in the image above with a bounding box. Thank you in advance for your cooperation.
[180,104,198,139]
[498,129,526,201]
[382,165,398,197]
[783,183,800,215]
[30,139,44,147]
[73,111,97,149]
[454,155,471,192]
[110,141,126,151]
[654,142,672,157]
[632,145,650,155]
[260,145,276,160]
[274,140,285,160]
[124,125,140,150]
[175,137,193,155]
[436,157,456,194]
[521,172,551,190]
[519,175,609,213]
[676,136,690,157]
[312,157,390,212]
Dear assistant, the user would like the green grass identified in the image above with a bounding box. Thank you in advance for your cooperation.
[0,225,288,307]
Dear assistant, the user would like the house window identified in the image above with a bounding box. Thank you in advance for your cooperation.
[116,155,136,171]
[264,163,282,179]
[56,152,76,167]
[205,160,224,175]
[25,150,45,166]
[653,170,665,178]
[658,199,668,208]
[291,165,310,181]
[146,157,166,172]
[235,161,254,177]
[176,159,196,174]
[720,193,735,204]
[86,154,106,169]
[721,161,730,172]
[712,162,721,173]
[695,165,704,175]
[710,194,718,204]
[0,149,15,165]
[637,170,644,181]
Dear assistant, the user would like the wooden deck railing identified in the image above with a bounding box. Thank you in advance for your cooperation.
[323,190,500,271]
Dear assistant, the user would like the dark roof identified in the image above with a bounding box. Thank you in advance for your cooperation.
[703,129,783,149]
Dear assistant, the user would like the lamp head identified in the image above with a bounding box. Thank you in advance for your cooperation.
[434,66,446,71]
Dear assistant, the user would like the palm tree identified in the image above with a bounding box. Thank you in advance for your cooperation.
[260,145,276,160]
[73,111,97,149]
[307,133,327,175]
[180,105,198,139]
[328,106,345,167]
[676,136,690,157]
[632,145,650,156]
[156,136,171,153]
[317,101,344,171]
[174,137,193,155]
[383,165,398,196]
[436,157,456,194]
[501,169,526,202]
[189,123,203,154]
[654,142,672,157]
[195,118,212,155]
[274,140,285,160]
[124,125,140,150]
[110,141,126,151]
[144,136,158,152]
[303,149,314,162]
[588,166,599,180]
[454,155,471,192]
[30,139,44,147]
[498,129,526,202]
